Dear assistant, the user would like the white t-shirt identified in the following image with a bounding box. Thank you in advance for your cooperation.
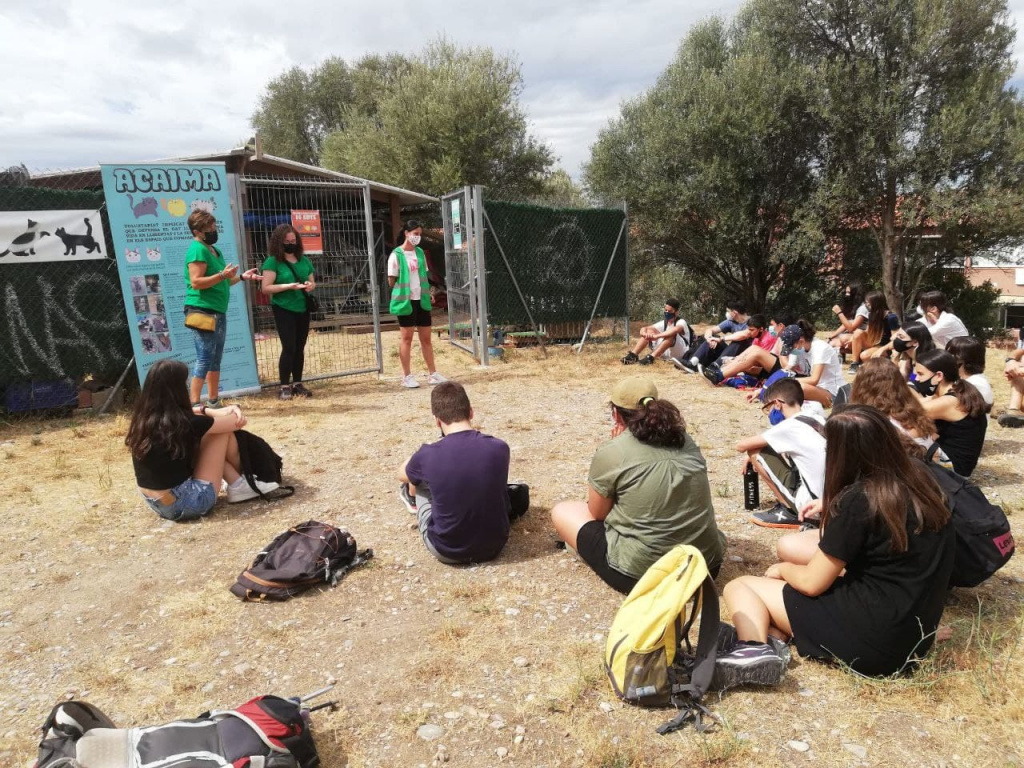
[387,247,424,300]
[651,318,691,358]
[808,338,845,395]
[924,311,969,347]
[854,303,870,321]
[763,414,827,508]
[967,373,994,407]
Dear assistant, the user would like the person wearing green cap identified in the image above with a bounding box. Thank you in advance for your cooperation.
[550,377,726,593]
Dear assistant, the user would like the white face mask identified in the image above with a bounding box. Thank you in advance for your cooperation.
[407,234,421,246]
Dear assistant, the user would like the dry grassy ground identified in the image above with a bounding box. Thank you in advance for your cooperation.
[1,334,1022,768]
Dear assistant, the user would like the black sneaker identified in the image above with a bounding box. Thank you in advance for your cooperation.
[291,383,313,398]
[398,483,417,515]
[278,386,293,401]
[799,518,820,532]
[998,409,1024,428]
[672,357,698,373]
[699,363,724,386]
[711,641,787,691]
[849,362,862,374]
[751,503,801,529]
[638,354,656,365]
[621,352,639,365]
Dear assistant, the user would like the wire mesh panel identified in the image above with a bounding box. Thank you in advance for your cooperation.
[238,176,381,387]
[441,187,484,359]
[482,200,629,346]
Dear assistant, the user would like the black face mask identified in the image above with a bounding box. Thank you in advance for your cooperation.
[664,312,676,325]
[283,243,297,254]
[203,231,219,246]
[893,337,911,354]
[913,376,938,397]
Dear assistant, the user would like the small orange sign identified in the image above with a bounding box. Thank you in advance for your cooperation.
[290,209,323,254]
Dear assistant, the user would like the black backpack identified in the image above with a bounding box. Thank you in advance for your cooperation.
[231,521,373,601]
[925,445,1015,587]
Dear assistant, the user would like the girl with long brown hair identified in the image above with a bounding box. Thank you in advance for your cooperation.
[720,405,954,678]
[914,349,988,476]
[848,290,900,370]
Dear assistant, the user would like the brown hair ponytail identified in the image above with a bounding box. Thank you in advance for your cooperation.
[614,398,688,447]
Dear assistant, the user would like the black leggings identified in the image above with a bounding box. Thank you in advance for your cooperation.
[272,305,311,386]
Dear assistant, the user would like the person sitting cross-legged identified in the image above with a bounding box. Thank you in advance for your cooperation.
[699,314,787,385]
[735,378,826,530]
[998,347,1024,428]
[622,298,692,365]
[397,381,511,564]
[673,301,750,372]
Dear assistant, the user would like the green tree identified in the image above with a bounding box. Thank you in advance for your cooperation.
[533,169,588,207]
[322,40,554,198]
[763,0,1024,316]
[585,13,821,313]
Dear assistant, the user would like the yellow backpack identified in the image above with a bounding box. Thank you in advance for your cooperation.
[604,545,720,734]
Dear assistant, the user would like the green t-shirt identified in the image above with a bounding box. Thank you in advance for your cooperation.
[589,432,726,579]
[261,255,315,313]
[184,240,229,314]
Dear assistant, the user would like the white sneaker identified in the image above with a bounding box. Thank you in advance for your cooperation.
[427,372,447,385]
[227,478,280,503]
[401,374,420,389]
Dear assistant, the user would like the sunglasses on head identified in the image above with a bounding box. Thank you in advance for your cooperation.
[760,399,784,413]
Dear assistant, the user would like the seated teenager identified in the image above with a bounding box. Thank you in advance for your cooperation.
[398,381,511,564]
[622,298,692,365]
[550,377,726,594]
[777,320,845,407]
[849,357,941,447]
[945,336,993,411]
[674,302,750,372]
[699,314,782,385]
[735,378,826,530]
[884,321,936,380]
[849,290,900,370]
[126,359,279,522]
[827,281,868,354]
[997,348,1024,428]
[919,290,969,348]
[719,405,955,678]
[913,349,988,477]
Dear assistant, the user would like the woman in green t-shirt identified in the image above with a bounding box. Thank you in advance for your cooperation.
[184,210,259,407]
[550,376,726,594]
[260,224,317,400]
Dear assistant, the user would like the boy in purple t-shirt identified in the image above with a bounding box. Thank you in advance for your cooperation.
[398,381,511,563]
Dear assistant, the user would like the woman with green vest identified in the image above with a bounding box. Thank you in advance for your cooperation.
[388,219,446,388]
[183,210,259,407]
[260,224,317,400]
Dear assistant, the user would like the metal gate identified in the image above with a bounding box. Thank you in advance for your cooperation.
[441,185,488,365]
[233,175,383,386]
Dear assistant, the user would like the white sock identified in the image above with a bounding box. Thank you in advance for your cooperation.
[228,476,246,489]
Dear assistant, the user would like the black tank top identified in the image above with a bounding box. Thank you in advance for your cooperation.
[935,393,987,476]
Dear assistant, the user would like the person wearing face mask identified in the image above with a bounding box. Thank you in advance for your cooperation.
[699,314,791,385]
[913,349,988,477]
[674,301,751,372]
[183,210,260,408]
[389,219,446,389]
[886,321,936,380]
[735,378,827,529]
[261,224,317,400]
[621,298,692,365]
[775,320,845,407]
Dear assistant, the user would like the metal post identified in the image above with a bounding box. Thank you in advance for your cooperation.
[578,215,628,354]
[622,201,630,343]
[362,182,383,374]
[228,173,260,379]
[483,208,548,358]
[463,185,481,362]
[96,356,135,416]
[472,185,489,368]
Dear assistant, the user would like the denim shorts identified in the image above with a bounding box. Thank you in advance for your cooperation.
[186,309,227,378]
[143,478,217,522]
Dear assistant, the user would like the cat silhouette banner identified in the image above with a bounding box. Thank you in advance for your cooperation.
[0,209,106,263]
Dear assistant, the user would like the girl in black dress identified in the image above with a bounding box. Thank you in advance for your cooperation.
[720,405,954,678]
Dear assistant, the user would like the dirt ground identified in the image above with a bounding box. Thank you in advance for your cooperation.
[1,332,1022,768]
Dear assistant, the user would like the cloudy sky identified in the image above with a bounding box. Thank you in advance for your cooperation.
[3,0,1024,183]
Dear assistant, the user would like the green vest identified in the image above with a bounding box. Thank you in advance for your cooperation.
[389,246,431,315]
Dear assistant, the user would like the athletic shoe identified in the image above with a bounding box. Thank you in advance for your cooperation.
[427,372,448,386]
[638,354,656,365]
[291,383,312,397]
[998,409,1024,428]
[699,363,724,386]
[799,518,820,532]
[767,635,792,666]
[398,483,418,514]
[849,362,861,374]
[622,352,639,365]
[716,621,738,655]
[711,641,787,691]
[673,357,698,373]
[204,398,224,409]
[227,478,281,503]
[751,503,802,529]
[278,386,292,401]
[401,374,420,389]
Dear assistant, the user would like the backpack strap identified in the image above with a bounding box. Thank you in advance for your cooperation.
[925,440,940,462]
[794,415,825,436]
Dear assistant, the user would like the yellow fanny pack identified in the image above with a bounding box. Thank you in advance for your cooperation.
[184,310,217,332]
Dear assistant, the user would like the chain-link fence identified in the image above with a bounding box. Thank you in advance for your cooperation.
[481,199,629,349]
[0,167,133,415]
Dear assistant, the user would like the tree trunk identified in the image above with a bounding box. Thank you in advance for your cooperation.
[879,180,904,320]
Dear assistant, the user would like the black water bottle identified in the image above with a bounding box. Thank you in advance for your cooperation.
[743,463,760,510]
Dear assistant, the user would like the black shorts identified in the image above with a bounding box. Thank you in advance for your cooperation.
[576,520,723,595]
[397,302,432,328]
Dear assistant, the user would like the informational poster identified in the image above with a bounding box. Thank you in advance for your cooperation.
[0,209,107,263]
[291,209,323,254]
[100,163,261,396]
[451,198,463,249]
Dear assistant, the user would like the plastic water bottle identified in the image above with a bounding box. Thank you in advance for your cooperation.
[743,463,760,510]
